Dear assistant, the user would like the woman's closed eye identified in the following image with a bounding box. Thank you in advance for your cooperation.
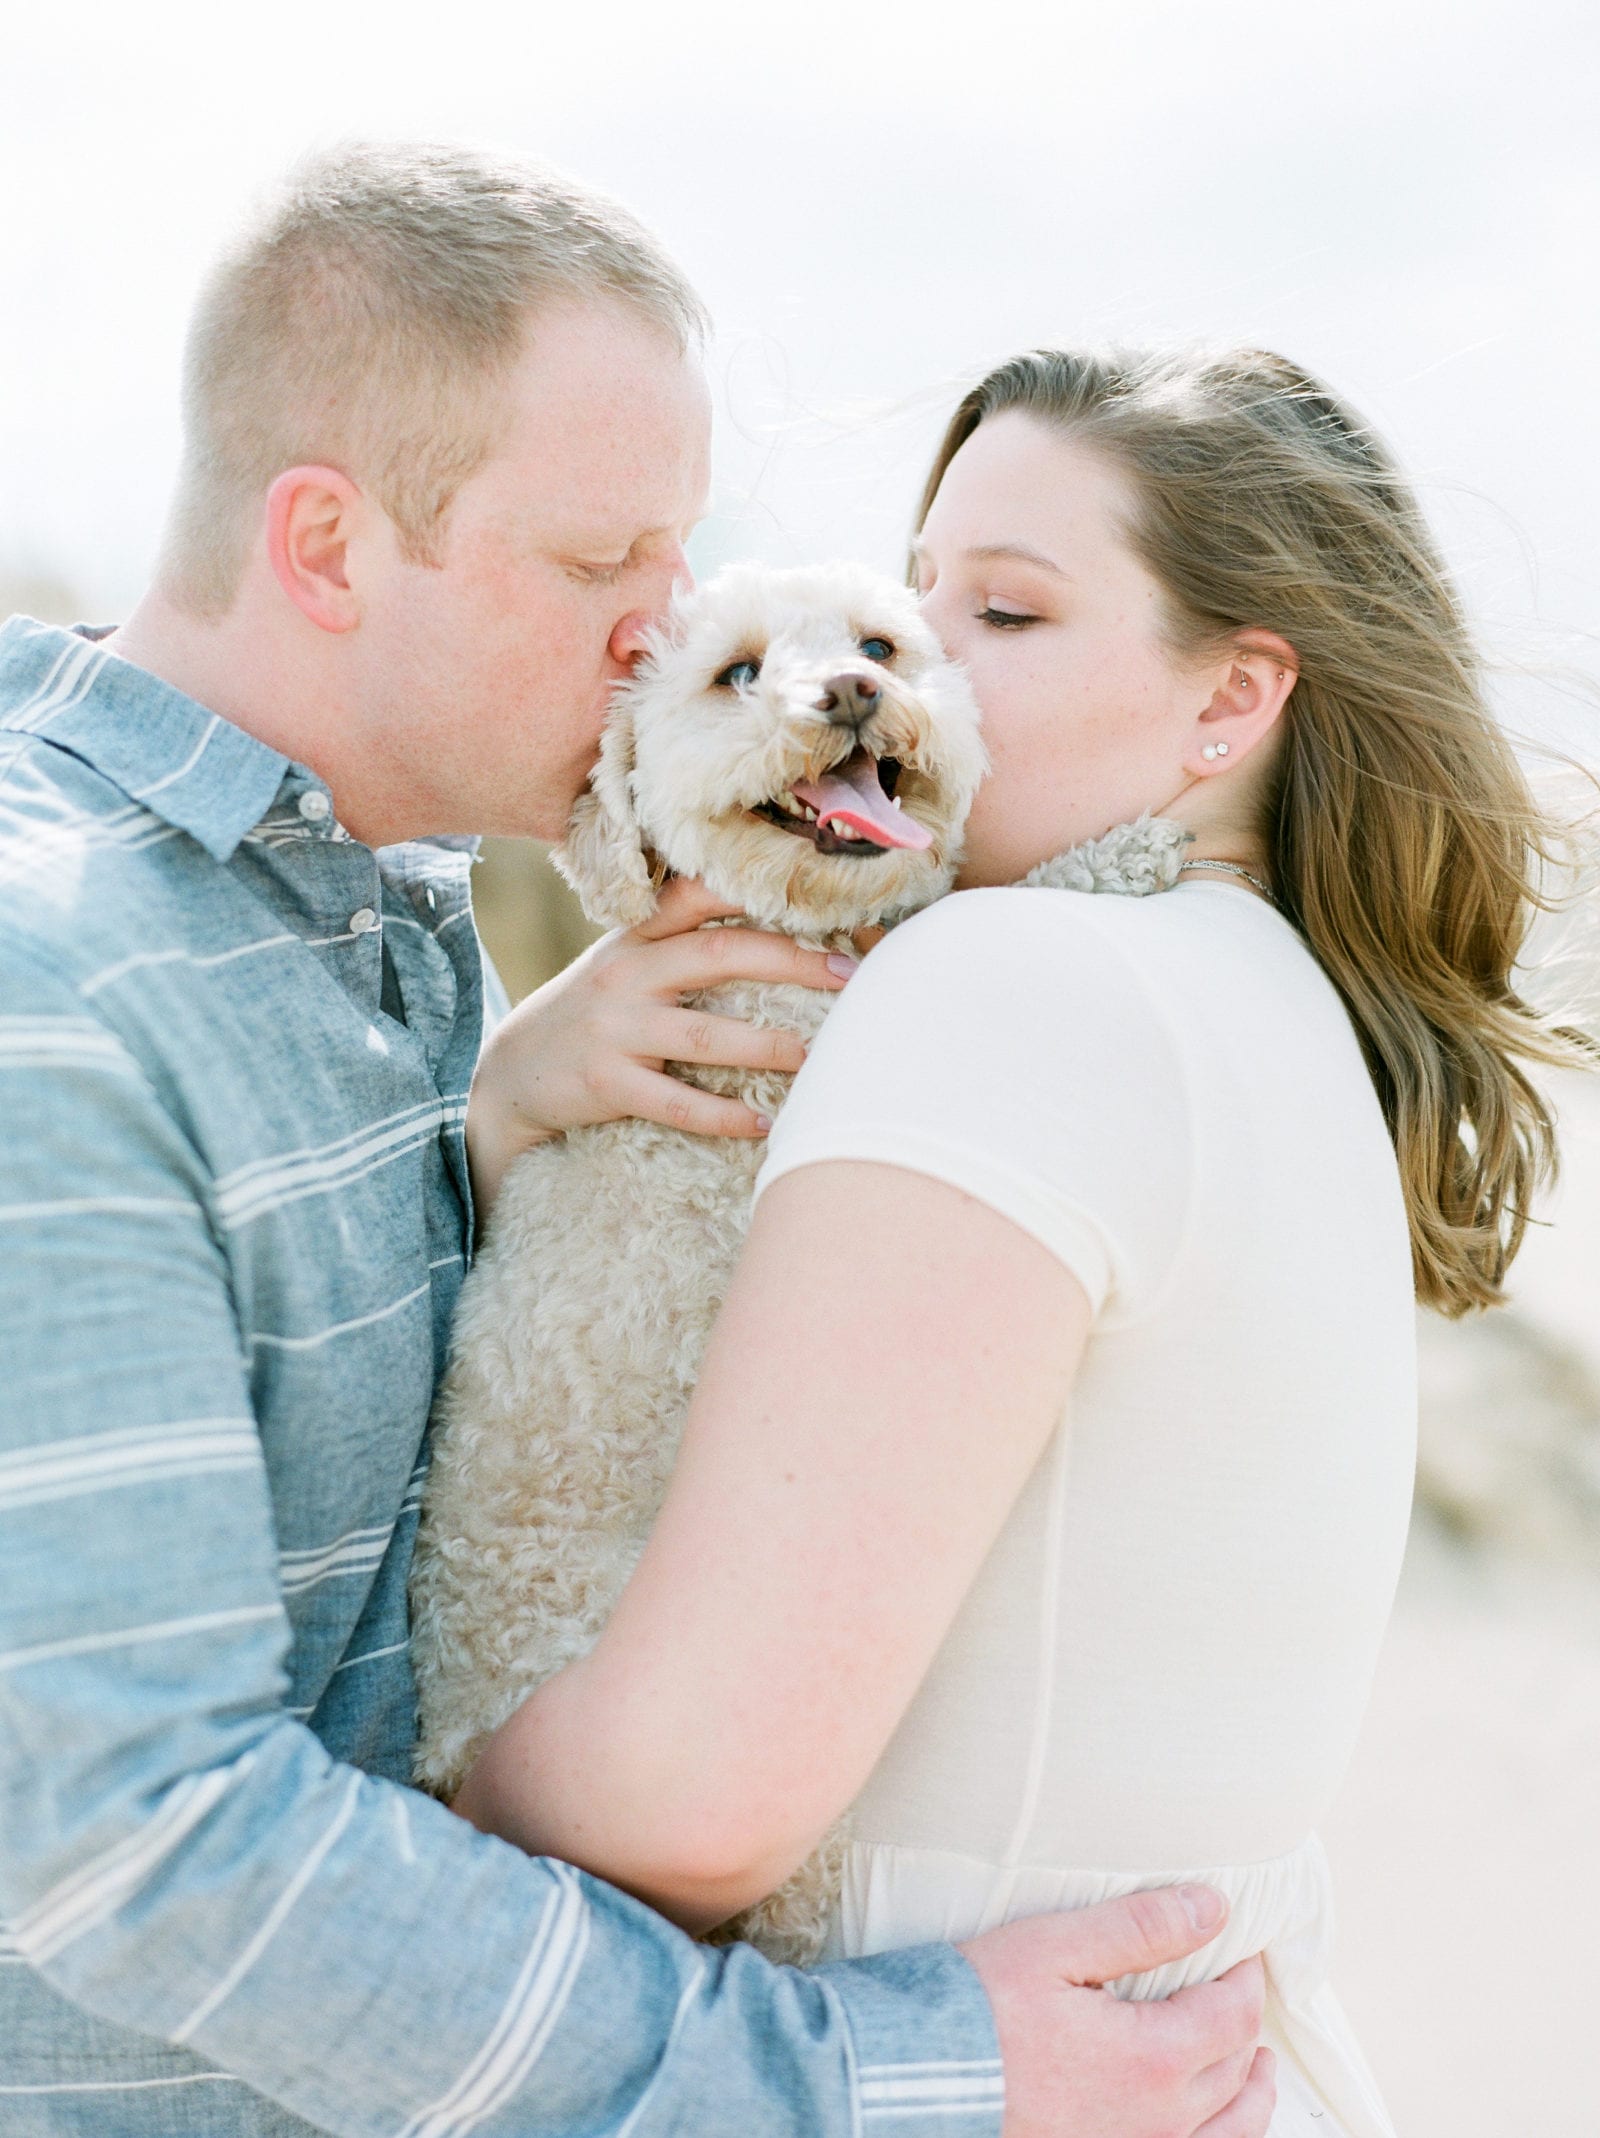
[978,605,1040,629]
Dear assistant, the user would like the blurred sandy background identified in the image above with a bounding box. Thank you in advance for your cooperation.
[4,2,1598,2129]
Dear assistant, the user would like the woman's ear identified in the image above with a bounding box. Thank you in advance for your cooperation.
[553,706,658,928]
[1190,631,1299,775]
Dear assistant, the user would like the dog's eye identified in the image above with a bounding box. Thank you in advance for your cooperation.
[859,637,895,663]
[714,657,762,689]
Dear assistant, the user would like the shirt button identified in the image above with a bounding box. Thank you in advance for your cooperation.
[298,789,331,822]
[349,907,379,935]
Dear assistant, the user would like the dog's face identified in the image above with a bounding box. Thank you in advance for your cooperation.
[555,561,986,935]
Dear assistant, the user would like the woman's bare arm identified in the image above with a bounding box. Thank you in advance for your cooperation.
[451,1158,1092,1930]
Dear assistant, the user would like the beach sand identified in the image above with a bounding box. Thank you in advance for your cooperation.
[1322,1067,1600,2137]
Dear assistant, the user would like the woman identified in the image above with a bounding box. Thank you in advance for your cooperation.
[452,346,1587,2135]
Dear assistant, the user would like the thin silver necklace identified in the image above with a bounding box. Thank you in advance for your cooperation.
[1176,858,1277,904]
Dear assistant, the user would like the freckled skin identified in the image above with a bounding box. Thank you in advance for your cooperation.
[916,414,1222,888]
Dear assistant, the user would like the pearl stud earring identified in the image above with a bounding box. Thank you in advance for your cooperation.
[1202,741,1230,761]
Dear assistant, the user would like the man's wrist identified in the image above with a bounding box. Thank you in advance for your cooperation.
[813,1941,1006,2136]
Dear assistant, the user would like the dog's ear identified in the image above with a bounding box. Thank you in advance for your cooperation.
[552,703,658,928]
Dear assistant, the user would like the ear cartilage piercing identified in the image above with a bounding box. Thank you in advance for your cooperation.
[1202,741,1230,761]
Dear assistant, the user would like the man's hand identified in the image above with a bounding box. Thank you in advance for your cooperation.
[959,1886,1276,2138]
[466,876,860,1220]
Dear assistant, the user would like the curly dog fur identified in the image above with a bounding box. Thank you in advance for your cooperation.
[409,560,1195,1963]
[410,562,986,1962]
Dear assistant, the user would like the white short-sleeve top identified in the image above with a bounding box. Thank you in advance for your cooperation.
[752,880,1418,1875]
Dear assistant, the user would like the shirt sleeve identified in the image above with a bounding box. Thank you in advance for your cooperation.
[0,941,1003,2138]
[755,888,1196,1326]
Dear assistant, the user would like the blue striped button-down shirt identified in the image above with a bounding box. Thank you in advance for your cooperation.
[0,617,1004,2137]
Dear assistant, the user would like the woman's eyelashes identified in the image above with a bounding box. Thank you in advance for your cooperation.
[977,605,1040,630]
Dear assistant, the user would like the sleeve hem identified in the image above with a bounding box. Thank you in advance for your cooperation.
[754,1124,1114,1315]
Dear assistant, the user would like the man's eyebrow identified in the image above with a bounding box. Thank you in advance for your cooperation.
[558,501,710,556]
[625,503,711,556]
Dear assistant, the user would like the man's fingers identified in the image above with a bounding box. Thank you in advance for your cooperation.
[1150,1954,1267,2069]
[1192,2047,1276,2138]
[1010,1884,1230,1988]
[1188,2045,1259,2129]
[649,1009,808,1077]
[629,874,742,941]
[612,1066,772,1139]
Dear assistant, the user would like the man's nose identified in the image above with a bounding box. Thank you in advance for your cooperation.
[608,549,694,668]
[816,671,881,729]
[608,610,658,666]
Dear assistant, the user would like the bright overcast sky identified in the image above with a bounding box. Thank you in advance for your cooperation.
[3,0,1597,746]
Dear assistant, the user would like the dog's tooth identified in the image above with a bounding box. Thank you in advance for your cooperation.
[891,796,903,811]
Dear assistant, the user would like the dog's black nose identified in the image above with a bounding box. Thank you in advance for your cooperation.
[816,671,881,727]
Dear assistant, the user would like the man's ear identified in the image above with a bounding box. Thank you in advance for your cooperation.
[264,465,365,633]
[552,706,658,928]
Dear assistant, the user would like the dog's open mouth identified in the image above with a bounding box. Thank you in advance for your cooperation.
[752,748,934,857]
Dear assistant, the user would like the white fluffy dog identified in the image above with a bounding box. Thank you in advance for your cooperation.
[410,561,986,1962]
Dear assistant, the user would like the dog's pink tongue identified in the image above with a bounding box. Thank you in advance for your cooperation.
[792,750,932,850]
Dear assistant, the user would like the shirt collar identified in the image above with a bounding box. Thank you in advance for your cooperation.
[0,615,292,863]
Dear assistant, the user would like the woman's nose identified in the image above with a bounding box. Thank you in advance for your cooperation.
[915,585,958,656]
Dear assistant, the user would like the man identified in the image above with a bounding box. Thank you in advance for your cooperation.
[0,143,1274,2137]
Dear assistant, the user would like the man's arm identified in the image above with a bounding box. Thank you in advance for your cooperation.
[0,942,1002,2137]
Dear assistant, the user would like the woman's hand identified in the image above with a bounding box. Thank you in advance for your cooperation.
[465,876,863,1224]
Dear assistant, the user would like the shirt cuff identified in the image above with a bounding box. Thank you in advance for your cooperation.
[754,1124,1114,1315]
[815,1941,1005,2135]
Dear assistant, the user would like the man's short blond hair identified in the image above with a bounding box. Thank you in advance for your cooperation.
[160,142,710,616]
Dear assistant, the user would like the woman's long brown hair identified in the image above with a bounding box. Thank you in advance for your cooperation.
[916,347,1594,1315]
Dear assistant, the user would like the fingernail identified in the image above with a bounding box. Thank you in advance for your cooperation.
[826,953,859,979]
[754,1115,774,1134]
[1177,1885,1225,1935]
